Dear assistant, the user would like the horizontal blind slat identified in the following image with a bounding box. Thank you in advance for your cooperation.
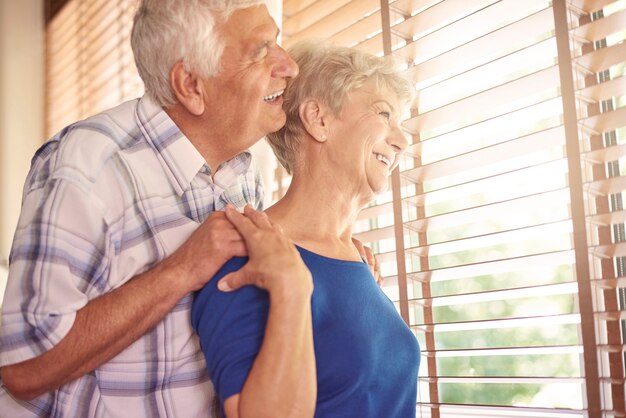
[393,0,549,65]
[572,8,626,42]
[403,126,565,183]
[283,0,351,36]
[284,0,379,46]
[575,40,626,72]
[404,66,561,137]
[570,0,617,13]
[401,7,555,89]
[577,74,626,102]
[580,105,626,134]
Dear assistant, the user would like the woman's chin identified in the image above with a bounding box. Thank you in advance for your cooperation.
[365,181,389,200]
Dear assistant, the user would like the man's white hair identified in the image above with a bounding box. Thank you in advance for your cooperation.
[131,0,265,107]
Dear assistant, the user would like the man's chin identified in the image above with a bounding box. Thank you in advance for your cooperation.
[266,115,287,136]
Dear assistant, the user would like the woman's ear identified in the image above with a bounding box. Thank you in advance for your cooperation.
[170,61,205,116]
[299,99,329,143]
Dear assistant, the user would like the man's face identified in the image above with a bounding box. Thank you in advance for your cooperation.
[201,5,298,161]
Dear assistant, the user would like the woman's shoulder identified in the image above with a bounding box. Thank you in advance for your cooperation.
[191,257,267,331]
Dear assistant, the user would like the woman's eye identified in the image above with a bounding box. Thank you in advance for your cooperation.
[379,111,391,120]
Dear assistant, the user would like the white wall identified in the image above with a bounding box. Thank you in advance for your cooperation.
[0,1,45,298]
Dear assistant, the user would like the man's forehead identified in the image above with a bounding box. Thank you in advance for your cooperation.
[205,0,266,8]
[220,4,277,37]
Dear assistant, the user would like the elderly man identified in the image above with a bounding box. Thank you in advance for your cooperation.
[0,1,299,416]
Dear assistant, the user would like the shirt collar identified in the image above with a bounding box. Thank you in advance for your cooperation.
[134,95,252,195]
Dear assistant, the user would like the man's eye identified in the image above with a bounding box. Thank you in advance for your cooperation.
[254,42,270,59]
[379,111,391,120]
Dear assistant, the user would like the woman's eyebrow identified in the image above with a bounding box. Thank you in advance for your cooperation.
[373,99,395,112]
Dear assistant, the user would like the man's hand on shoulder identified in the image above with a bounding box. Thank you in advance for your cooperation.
[352,237,383,286]
[217,205,313,297]
[159,210,247,293]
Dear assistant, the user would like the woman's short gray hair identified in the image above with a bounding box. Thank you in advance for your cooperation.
[266,41,414,174]
[131,0,265,108]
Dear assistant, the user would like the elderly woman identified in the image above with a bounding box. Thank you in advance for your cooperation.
[192,42,420,417]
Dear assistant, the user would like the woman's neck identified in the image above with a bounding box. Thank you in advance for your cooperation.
[265,172,366,261]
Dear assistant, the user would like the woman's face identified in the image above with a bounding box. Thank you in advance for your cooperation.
[325,80,409,199]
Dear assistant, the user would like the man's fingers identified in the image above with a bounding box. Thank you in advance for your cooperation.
[243,204,272,228]
[370,255,382,287]
[225,204,271,231]
[224,205,257,236]
[352,237,376,269]
[227,241,248,258]
[352,238,383,286]
[361,244,376,270]
[204,210,248,257]
[351,237,365,260]
[376,275,384,287]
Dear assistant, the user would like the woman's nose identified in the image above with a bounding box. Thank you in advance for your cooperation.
[389,124,409,154]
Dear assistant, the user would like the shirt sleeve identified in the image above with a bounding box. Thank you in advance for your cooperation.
[0,142,114,367]
[191,257,270,405]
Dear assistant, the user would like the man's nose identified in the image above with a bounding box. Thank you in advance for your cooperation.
[272,45,299,79]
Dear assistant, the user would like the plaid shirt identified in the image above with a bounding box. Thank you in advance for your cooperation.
[0,96,263,417]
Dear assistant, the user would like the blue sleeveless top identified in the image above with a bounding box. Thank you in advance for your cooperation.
[192,246,420,417]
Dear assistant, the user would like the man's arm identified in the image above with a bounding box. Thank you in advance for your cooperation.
[0,211,246,401]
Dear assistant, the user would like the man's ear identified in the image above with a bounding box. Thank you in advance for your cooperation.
[299,99,329,143]
[170,61,205,116]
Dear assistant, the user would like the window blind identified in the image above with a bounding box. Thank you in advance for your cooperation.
[45,0,142,138]
[46,0,626,416]
[395,0,620,416]
[284,0,626,416]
